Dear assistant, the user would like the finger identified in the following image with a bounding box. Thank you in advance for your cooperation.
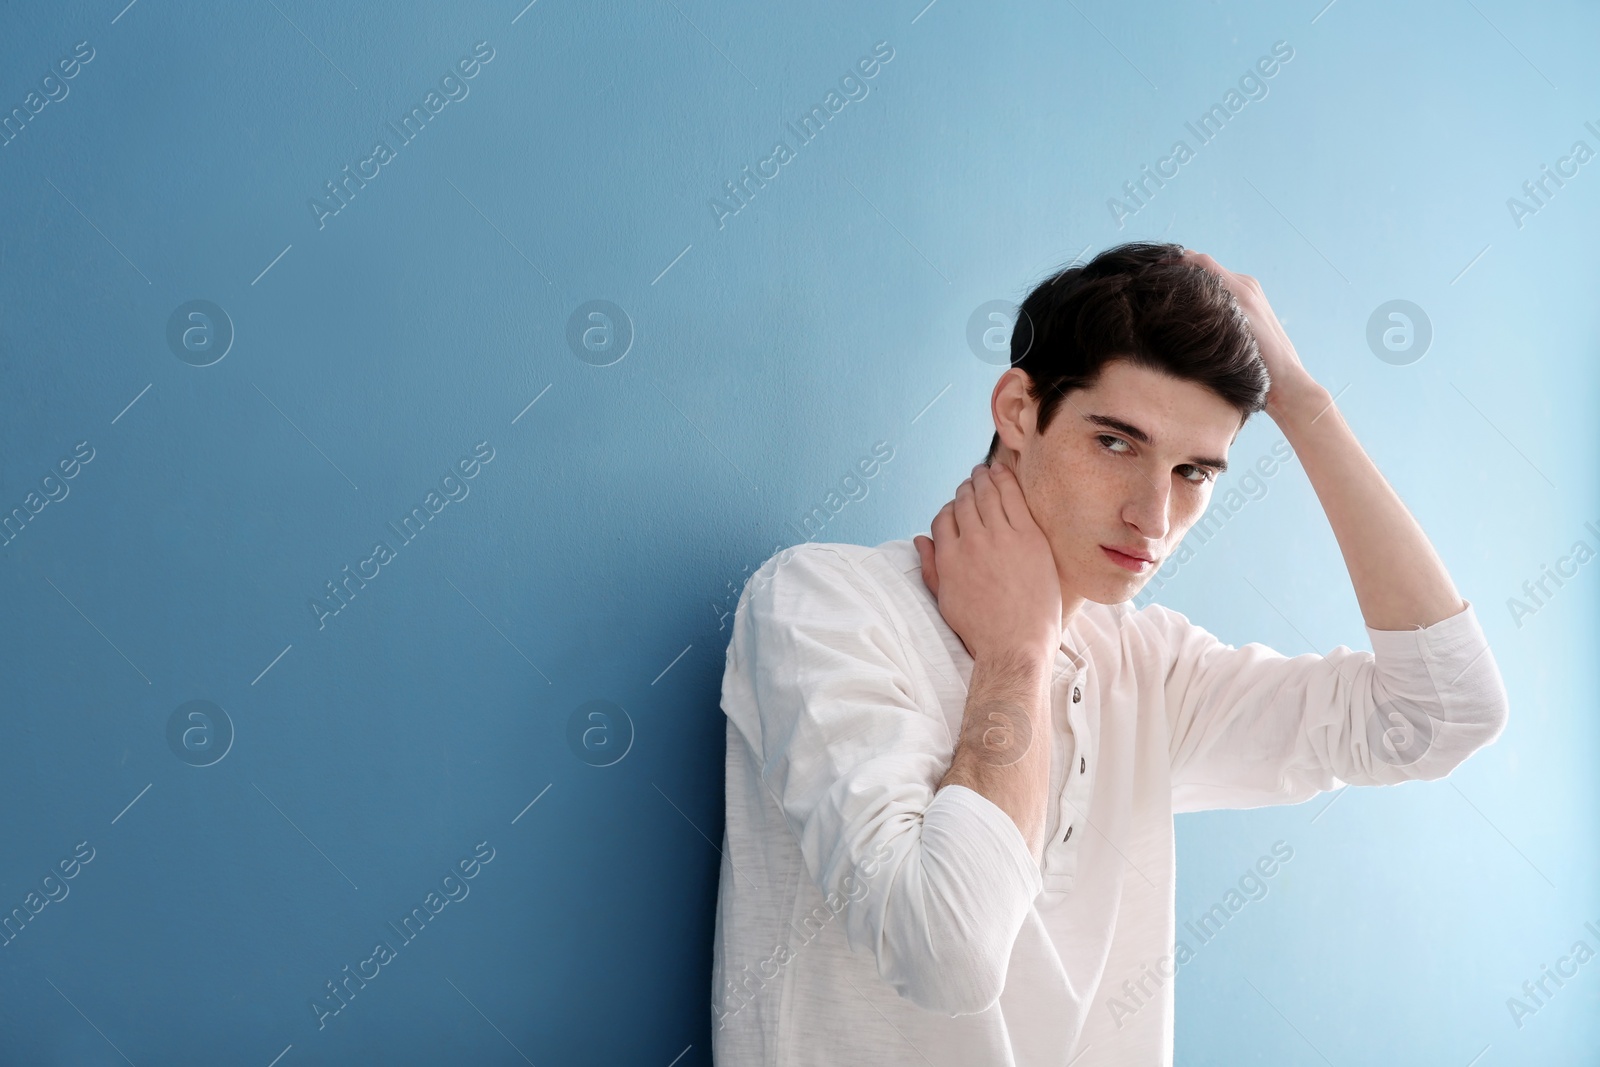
[970,464,1002,527]
[913,535,938,596]
[987,461,1032,530]
[930,500,956,545]
[952,476,980,534]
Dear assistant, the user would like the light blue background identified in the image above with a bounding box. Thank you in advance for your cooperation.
[0,0,1595,1063]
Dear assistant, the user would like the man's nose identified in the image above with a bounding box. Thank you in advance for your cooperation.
[1124,476,1172,542]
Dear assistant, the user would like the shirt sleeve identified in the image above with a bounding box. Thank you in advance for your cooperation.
[1147,598,1511,814]
[722,544,1044,1016]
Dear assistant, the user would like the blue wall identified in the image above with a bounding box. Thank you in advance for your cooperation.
[1,0,1595,1062]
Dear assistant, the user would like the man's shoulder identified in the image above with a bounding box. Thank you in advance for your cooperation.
[731,540,928,643]
[771,537,918,567]
[721,543,914,685]
[745,538,919,597]
[1117,597,1204,650]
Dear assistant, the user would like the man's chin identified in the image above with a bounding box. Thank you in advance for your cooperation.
[1086,574,1150,606]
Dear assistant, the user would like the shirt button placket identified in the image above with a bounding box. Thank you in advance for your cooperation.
[1061,668,1087,844]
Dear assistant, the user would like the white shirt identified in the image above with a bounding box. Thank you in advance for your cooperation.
[711,537,1510,1066]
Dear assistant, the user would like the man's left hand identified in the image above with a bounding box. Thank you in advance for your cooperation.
[1178,249,1319,414]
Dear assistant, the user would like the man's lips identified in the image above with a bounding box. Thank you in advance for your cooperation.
[1101,545,1154,571]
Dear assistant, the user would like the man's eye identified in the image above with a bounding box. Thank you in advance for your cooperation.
[1100,435,1213,484]
[1097,434,1130,453]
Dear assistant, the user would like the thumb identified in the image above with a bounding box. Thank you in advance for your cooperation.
[913,535,938,597]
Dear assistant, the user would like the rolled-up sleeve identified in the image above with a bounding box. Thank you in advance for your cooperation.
[724,545,1043,1016]
[1151,598,1511,814]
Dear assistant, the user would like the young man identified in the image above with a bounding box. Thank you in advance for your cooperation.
[710,242,1510,1065]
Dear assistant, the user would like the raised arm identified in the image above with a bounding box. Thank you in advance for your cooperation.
[1160,253,1508,813]
[1182,250,1465,632]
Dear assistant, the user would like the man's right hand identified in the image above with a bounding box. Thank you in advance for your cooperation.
[913,461,1064,665]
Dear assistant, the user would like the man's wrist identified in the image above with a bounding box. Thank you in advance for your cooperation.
[1266,374,1331,427]
[970,643,1057,677]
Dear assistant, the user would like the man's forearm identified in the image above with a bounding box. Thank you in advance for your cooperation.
[936,650,1054,865]
[1269,376,1466,631]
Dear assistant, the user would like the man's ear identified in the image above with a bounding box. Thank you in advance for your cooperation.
[991,368,1037,458]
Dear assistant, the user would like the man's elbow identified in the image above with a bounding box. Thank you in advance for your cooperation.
[876,899,1019,1016]
[1482,693,1511,744]
[888,950,1008,1017]
[1412,693,1512,781]
[838,782,1041,1017]
[1461,689,1512,752]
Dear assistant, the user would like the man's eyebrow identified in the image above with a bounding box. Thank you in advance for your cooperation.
[1082,412,1230,474]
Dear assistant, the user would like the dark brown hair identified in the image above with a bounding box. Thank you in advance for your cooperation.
[985,241,1269,463]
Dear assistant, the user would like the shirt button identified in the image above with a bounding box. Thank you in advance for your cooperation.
[1062,824,1073,842]
[1080,756,1086,774]
[1072,686,1081,703]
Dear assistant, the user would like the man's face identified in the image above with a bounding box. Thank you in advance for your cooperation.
[991,359,1244,608]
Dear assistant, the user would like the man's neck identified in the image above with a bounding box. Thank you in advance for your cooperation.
[1060,593,1089,641]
